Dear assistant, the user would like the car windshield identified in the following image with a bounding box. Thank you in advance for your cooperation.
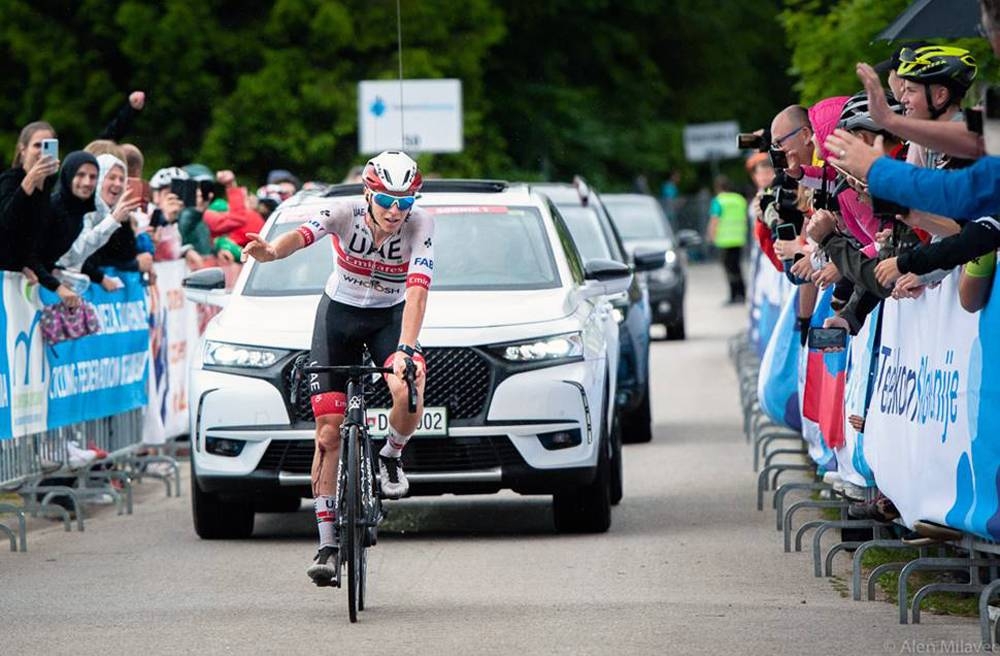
[555,206,613,261]
[602,197,671,240]
[242,204,561,295]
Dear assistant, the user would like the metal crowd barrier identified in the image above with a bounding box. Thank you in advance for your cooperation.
[730,329,1000,649]
[0,408,180,553]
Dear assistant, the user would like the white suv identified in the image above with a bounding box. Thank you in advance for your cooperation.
[183,180,631,538]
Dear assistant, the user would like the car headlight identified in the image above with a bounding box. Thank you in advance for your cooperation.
[665,250,678,266]
[203,341,290,368]
[491,332,584,362]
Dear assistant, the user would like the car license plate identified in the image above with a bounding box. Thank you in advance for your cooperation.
[366,407,448,437]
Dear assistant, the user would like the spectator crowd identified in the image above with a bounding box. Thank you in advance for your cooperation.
[0,91,306,312]
[744,0,1000,542]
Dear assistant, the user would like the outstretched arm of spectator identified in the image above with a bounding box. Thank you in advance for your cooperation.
[820,234,892,299]
[97,91,145,142]
[826,129,1000,220]
[895,217,1000,276]
[960,253,995,313]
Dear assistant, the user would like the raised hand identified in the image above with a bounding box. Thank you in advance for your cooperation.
[241,232,276,262]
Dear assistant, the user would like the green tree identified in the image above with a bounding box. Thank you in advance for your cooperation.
[0,0,795,191]
[781,0,1000,105]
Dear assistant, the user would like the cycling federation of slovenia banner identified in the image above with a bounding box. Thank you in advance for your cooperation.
[39,271,149,431]
[0,270,149,439]
[864,271,1000,539]
[0,277,10,439]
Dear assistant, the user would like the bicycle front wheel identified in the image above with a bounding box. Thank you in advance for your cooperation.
[345,424,361,623]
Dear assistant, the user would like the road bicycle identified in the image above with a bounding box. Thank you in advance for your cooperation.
[295,358,417,623]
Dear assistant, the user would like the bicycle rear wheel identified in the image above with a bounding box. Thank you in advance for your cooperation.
[345,425,361,623]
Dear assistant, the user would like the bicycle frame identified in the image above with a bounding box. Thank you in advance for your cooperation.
[298,361,417,622]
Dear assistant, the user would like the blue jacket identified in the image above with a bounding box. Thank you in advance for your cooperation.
[867,155,1000,220]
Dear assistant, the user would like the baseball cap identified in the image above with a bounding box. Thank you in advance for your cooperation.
[874,41,932,77]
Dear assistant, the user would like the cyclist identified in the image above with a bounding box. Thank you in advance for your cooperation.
[242,150,432,586]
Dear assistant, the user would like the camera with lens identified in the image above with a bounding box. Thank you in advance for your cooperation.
[760,169,804,230]
[812,187,840,213]
[737,129,771,152]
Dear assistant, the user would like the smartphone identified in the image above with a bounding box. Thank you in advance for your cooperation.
[775,222,797,242]
[198,179,216,202]
[40,138,58,161]
[829,161,869,194]
[808,327,847,350]
[126,177,147,211]
[170,178,198,207]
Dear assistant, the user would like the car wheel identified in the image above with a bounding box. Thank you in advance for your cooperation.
[610,412,624,506]
[553,413,612,534]
[621,384,653,444]
[191,458,255,539]
[666,316,686,340]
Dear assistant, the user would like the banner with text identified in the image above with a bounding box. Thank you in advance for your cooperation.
[144,260,199,443]
[38,271,149,431]
[864,272,1000,539]
[1,271,149,439]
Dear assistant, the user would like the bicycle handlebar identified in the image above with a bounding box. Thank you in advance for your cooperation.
[297,360,419,414]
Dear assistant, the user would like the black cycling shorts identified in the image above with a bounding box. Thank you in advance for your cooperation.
[308,296,403,416]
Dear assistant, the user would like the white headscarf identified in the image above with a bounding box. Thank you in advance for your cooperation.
[94,153,127,218]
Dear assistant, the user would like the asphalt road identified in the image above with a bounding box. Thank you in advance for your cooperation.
[0,263,979,655]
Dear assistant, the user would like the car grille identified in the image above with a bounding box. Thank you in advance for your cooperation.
[256,437,524,474]
[282,348,492,423]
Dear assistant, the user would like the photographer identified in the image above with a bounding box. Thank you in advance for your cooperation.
[144,166,188,262]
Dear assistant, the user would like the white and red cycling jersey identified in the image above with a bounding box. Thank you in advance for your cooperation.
[296,199,434,308]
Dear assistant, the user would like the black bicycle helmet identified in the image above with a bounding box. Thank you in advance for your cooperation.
[837,90,905,135]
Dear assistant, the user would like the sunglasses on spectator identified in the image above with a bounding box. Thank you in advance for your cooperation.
[773,125,807,148]
[372,192,416,211]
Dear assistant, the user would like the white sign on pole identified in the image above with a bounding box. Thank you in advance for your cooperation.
[358,79,463,154]
[682,121,741,162]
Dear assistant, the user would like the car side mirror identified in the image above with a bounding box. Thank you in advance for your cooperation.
[581,259,633,299]
[676,229,703,249]
[632,247,666,272]
[182,267,229,307]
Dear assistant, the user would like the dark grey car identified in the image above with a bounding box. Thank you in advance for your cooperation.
[602,193,689,340]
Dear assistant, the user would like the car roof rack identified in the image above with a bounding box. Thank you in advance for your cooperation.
[323,179,509,197]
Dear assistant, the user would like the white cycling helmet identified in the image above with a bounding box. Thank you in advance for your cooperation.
[150,166,188,190]
[361,150,422,195]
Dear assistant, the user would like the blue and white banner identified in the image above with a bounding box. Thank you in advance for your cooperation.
[749,248,792,358]
[0,277,10,439]
[758,287,803,432]
[839,305,878,488]
[863,271,1000,539]
[1,270,149,439]
[143,260,199,444]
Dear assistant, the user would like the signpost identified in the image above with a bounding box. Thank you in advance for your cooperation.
[358,79,463,154]
[682,121,741,163]
[682,120,741,180]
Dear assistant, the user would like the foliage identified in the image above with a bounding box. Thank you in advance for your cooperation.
[0,0,795,190]
[781,0,1000,106]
